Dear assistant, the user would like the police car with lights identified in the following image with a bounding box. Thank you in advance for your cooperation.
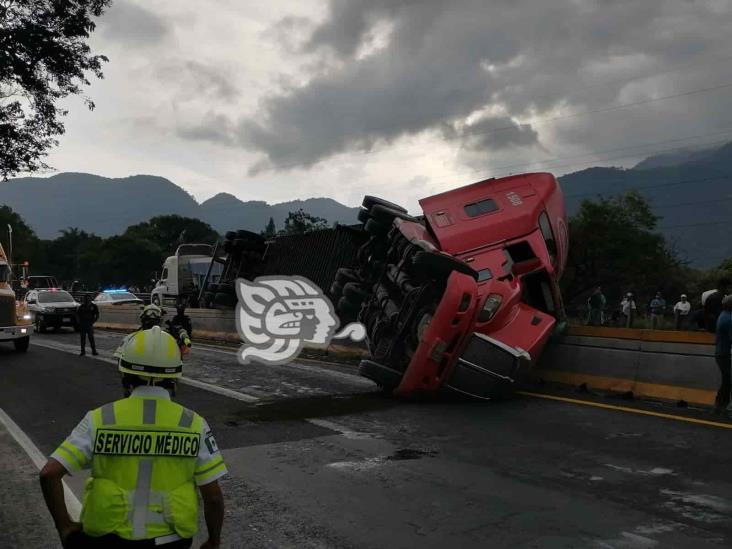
[93,289,144,306]
[25,289,80,333]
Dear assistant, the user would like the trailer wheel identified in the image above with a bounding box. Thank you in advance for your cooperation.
[411,251,478,280]
[362,196,407,213]
[14,336,30,352]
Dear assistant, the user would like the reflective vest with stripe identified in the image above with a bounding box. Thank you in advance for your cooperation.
[81,396,203,540]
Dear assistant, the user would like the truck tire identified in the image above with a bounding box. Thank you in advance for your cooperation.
[330,281,343,300]
[369,204,416,224]
[335,268,361,285]
[14,336,30,352]
[411,251,478,280]
[359,360,401,392]
[343,282,369,303]
[357,208,370,224]
[225,231,237,240]
[337,296,360,316]
[365,218,391,236]
[223,240,235,254]
[362,196,407,213]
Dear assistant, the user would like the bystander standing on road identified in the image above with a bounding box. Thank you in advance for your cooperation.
[587,286,606,326]
[673,294,691,330]
[713,296,732,416]
[620,293,637,328]
[649,292,666,330]
[76,295,99,356]
[703,278,730,332]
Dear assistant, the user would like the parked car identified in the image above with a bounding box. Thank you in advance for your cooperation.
[331,172,568,399]
[93,290,144,306]
[25,289,80,333]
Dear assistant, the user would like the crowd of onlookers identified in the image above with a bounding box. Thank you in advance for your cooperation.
[583,280,730,333]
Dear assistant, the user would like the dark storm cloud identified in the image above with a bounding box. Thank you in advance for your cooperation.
[212,0,732,170]
[99,0,170,46]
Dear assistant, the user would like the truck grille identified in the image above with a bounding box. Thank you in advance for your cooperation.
[0,296,15,326]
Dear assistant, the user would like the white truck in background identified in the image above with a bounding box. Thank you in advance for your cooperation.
[151,244,223,308]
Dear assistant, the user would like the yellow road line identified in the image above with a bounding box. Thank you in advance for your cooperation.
[518,391,732,430]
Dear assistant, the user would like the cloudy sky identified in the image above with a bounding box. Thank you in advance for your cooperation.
[45,0,732,211]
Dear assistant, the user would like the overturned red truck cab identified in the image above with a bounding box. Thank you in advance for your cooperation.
[331,172,568,399]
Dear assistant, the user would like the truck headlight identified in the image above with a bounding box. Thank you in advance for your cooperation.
[22,314,31,320]
[477,294,502,323]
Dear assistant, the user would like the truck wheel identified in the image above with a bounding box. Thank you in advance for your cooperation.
[362,196,407,213]
[330,281,343,300]
[335,268,361,285]
[337,296,361,316]
[365,218,391,236]
[369,204,416,224]
[225,231,237,240]
[223,240,235,254]
[411,251,478,280]
[14,336,30,352]
[359,360,401,392]
[343,282,369,303]
[357,208,370,224]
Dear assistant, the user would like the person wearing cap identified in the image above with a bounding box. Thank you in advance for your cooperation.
[39,326,226,548]
[673,294,691,330]
[620,292,637,328]
[714,295,732,416]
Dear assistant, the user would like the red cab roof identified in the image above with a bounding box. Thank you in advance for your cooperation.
[418,172,563,255]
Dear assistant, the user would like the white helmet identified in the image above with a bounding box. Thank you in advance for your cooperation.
[116,326,182,379]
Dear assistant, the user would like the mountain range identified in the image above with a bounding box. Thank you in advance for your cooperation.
[0,172,359,240]
[0,142,729,266]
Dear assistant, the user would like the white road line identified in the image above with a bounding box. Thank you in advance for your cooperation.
[305,418,371,439]
[0,407,82,520]
[193,341,372,386]
[31,339,261,403]
[178,377,260,403]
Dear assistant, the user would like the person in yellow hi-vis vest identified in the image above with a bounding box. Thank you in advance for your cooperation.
[39,326,226,548]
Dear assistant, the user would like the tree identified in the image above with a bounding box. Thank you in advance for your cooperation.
[0,205,42,267]
[42,227,103,284]
[262,216,276,238]
[562,191,686,307]
[279,209,329,236]
[0,0,112,179]
[124,215,220,255]
[97,235,162,287]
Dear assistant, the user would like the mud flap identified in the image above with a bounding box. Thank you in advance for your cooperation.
[443,333,531,399]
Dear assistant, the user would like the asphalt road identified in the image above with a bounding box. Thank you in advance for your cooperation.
[1,328,731,548]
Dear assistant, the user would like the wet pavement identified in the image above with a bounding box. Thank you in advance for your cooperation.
[0,328,730,548]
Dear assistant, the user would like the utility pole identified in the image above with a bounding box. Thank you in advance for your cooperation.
[7,224,12,266]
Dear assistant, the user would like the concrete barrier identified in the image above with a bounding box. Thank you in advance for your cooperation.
[95,305,367,359]
[535,326,719,407]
